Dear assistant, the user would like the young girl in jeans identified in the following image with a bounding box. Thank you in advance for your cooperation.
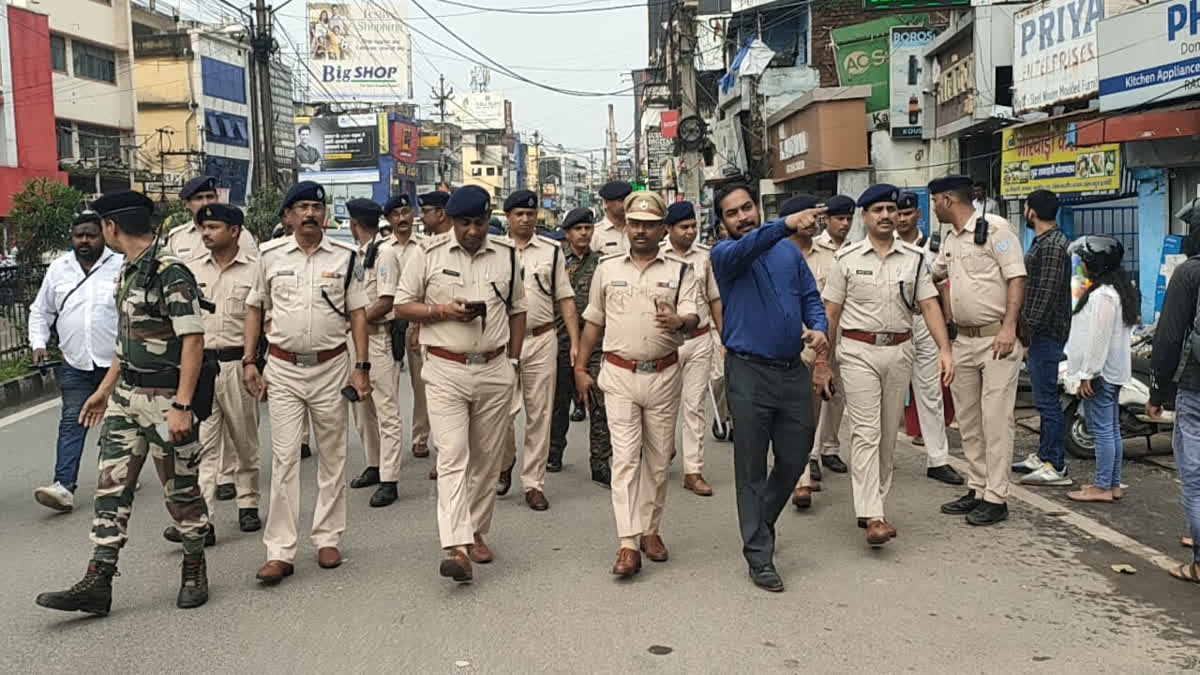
[1063,236,1138,503]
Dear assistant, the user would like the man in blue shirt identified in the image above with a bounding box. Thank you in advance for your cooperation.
[711,183,830,592]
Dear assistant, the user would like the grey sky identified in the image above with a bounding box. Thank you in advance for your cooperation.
[177,0,644,160]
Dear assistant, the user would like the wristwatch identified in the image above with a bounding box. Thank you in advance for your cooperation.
[509,358,521,370]
[354,361,371,371]
[171,402,192,412]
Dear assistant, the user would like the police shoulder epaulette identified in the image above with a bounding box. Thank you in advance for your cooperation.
[697,243,711,251]
[536,234,559,246]
[328,237,357,253]
[490,235,516,248]
[834,241,863,260]
[182,248,209,264]
[898,240,924,255]
[259,237,290,254]
[165,222,193,239]
[598,252,624,263]
[421,232,451,251]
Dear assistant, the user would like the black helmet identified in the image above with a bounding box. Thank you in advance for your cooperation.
[1176,197,1200,228]
[1068,235,1124,277]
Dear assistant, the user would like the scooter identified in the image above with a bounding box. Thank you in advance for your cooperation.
[1059,328,1174,459]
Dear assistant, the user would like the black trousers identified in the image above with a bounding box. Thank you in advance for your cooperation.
[727,352,815,568]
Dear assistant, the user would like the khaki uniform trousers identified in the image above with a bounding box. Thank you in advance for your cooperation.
[814,352,845,457]
[423,353,514,549]
[910,318,951,468]
[839,337,913,520]
[709,330,729,421]
[796,347,827,488]
[500,329,557,492]
[351,331,404,481]
[262,351,350,563]
[198,358,260,512]
[598,360,683,540]
[950,335,1023,504]
[678,332,713,474]
[406,325,431,448]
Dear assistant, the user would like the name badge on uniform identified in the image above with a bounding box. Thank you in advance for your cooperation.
[656,280,678,289]
[604,241,618,247]
[610,280,628,287]
[321,271,344,279]
[441,269,461,277]
[273,270,295,277]
[856,270,873,276]
[353,262,365,281]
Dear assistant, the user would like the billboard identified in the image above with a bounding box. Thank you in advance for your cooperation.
[307,1,412,103]
[645,127,676,190]
[1000,122,1122,198]
[831,14,928,117]
[450,92,506,130]
[294,113,383,180]
[888,26,939,139]
[1098,0,1200,112]
[391,120,419,163]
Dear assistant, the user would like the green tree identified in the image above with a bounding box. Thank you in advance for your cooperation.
[244,186,283,242]
[7,179,86,267]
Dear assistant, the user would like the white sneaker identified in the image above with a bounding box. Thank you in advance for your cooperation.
[1020,463,1072,486]
[34,482,74,512]
[1011,453,1044,474]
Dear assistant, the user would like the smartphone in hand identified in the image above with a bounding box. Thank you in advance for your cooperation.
[465,301,486,317]
[341,385,360,402]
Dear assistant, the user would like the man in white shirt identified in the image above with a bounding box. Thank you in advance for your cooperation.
[29,211,123,511]
[972,181,1001,217]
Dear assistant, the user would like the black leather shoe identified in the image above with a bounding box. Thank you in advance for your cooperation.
[546,452,563,473]
[570,404,586,422]
[591,466,611,488]
[163,524,215,546]
[966,501,1009,526]
[35,560,116,615]
[496,462,514,496]
[821,455,849,473]
[350,466,380,489]
[940,491,981,515]
[300,443,312,459]
[177,553,209,609]
[369,482,398,507]
[238,509,261,532]
[809,458,823,482]
[927,464,966,485]
[214,483,236,501]
[749,564,784,592]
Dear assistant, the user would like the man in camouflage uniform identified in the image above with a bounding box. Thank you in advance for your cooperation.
[549,207,612,486]
[36,190,211,615]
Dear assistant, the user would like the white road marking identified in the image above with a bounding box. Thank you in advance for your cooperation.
[0,399,61,430]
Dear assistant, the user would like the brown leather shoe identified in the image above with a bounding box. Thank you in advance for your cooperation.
[791,485,812,509]
[317,547,342,569]
[683,473,713,496]
[439,549,473,582]
[866,519,890,547]
[611,547,642,577]
[428,466,438,480]
[524,488,549,511]
[640,533,669,562]
[883,519,897,538]
[496,462,514,496]
[256,560,294,584]
[468,533,493,564]
[809,479,822,492]
[412,442,429,458]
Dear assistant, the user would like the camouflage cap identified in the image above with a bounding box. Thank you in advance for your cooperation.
[623,191,667,222]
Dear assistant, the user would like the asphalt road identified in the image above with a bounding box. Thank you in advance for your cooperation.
[3,379,1199,674]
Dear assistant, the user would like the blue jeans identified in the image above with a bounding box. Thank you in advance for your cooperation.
[1085,378,1123,490]
[1173,390,1200,565]
[54,363,107,492]
[1028,335,1066,471]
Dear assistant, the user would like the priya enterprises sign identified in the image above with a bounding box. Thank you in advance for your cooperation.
[1013,0,1105,112]
[1098,0,1200,111]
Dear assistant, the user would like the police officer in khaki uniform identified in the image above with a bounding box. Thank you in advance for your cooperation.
[824,185,954,547]
[182,204,262,540]
[166,176,258,260]
[242,181,372,584]
[929,175,1027,526]
[342,198,406,507]
[575,190,701,577]
[497,190,579,510]
[810,195,855,478]
[590,181,632,255]
[661,201,723,497]
[413,191,449,474]
[394,185,527,584]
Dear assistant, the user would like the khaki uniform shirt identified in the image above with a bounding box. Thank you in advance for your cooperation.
[355,231,402,328]
[931,212,1026,328]
[246,234,368,353]
[582,250,700,361]
[186,246,257,350]
[516,234,574,330]
[798,238,835,294]
[395,231,528,353]
[167,221,258,260]
[813,230,843,256]
[662,241,720,329]
[824,238,937,334]
[391,233,424,283]
[590,217,628,255]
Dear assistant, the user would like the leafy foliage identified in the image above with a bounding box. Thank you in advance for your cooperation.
[7,179,87,266]
[244,186,284,243]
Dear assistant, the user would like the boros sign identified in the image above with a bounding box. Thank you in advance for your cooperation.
[1098,0,1200,111]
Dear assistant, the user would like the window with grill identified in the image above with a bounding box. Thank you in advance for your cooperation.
[205,111,250,148]
[56,123,73,159]
[50,35,67,73]
[77,124,121,161]
[73,42,116,83]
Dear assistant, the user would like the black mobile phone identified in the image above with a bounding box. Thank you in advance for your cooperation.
[340,385,360,402]
[821,383,838,402]
[465,301,486,317]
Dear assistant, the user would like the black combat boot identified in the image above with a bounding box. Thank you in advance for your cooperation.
[177,552,209,609]
[546,450,563,473]
[369,481,399,507]
[35,560,117,616]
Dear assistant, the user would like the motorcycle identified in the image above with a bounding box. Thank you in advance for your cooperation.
[1060,326,1174,459]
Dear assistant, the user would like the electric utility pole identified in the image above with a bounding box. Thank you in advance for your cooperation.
[676,0,702,201]
[249,0,278,190]
[430,74,454,124]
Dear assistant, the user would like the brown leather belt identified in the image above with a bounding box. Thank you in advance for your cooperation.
[957,323,1003,338]
[529,322,555,337]
[604,351,679,373]
[427,345,506,365]
[268,343,347,366]
[842,330,912,346]
[688,325,711,340]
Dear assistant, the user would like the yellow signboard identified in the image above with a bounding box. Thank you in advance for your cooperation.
[1001,123,1121,198]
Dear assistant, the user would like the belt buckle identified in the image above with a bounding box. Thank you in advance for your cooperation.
[874,333,893,346]
[636,360,659,373]
[295,352,319,367]
[465,352,488,365]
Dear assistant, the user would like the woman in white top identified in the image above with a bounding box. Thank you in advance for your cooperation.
[1064,236,1139,503]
